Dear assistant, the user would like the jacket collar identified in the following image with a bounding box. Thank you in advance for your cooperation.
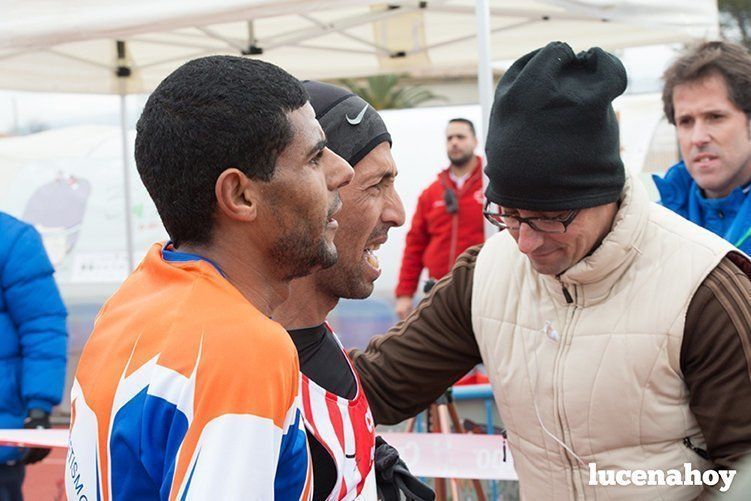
[652,161,692,215]
[654,160,751,214]
[441,156,483,187]
[690,180,750,215]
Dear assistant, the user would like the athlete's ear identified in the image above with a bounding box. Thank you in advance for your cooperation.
[215,168,258,222]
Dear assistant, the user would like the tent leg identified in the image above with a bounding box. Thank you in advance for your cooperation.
[475,0,497,241]
[475,0,494,136]
[119,81,135,273]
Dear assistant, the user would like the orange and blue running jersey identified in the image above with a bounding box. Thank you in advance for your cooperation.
[66,243,312,500]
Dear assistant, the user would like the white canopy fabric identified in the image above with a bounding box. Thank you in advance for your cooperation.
[1,0,719,94]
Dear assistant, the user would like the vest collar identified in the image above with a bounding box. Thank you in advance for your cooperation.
[542,174,649,306]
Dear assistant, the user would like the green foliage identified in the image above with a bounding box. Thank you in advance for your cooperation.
[719,0,751,50]
[339,74,445,110]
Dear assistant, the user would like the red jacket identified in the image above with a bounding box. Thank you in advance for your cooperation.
[395,156,485,297]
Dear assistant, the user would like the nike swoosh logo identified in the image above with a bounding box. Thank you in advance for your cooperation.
[345,453,356,459]
[346,104,369,125]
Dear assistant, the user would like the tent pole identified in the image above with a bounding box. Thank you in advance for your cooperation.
[475,0,494,136]
[475,0,497,243]
[119,82,135,273]
[117,41,135,273]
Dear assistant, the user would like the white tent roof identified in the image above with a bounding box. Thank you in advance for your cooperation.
[1,0,718,94]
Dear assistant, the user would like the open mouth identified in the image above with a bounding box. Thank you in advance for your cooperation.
[364,243,381,271]
[693,153,718,166]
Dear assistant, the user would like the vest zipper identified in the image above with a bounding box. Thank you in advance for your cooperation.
[553,281,581,497]
[562,284,573,304]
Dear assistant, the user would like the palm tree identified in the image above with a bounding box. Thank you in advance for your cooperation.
[339,74,445,110]
[720,0,751,50]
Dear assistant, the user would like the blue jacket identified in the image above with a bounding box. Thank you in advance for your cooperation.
[0,212,67,462]
[653,161,751,255]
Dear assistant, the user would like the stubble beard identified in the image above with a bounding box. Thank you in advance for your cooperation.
[314,224,390,300]
[270,221,338,281]
[315,257,374,300]
[449,151,474,168]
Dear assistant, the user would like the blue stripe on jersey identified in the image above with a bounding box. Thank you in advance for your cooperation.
[145,394,189,500]
[96,449,102,501]
[180,451,200,501]
[109,387,188,501]
[161,242,225,276]
[274,409,309,500]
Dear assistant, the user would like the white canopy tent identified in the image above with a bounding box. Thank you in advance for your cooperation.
[1,0,718,93]
[0,0,718,269]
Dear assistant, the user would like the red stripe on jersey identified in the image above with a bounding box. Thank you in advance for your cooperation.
[301,377,317,435]
[349,403,373,494]
[326,392,346,451]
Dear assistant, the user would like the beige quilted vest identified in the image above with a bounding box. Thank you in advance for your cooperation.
[472,177,734,500]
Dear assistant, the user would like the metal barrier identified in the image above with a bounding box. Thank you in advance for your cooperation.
[406,384,516,499]
[0,383,516,500]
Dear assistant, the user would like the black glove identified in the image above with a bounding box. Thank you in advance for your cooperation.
[375,436,435,501]
[22,409,51,465]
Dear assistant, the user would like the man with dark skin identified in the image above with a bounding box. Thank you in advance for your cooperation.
[67,58,353,500]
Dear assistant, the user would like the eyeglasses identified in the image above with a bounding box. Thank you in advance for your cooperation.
[483,201,580,234]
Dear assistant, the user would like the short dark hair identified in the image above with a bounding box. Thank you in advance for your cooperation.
[135,56,308,246]
[448,117,476,136]
[662,40,751,125]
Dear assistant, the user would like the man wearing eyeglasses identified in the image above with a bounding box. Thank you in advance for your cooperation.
[351,41,751,499]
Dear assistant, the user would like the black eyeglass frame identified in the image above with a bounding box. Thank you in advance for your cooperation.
[483,201,580,234]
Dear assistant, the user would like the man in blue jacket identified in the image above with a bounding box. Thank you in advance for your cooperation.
[654,41,751,254]
[0,211,67,500]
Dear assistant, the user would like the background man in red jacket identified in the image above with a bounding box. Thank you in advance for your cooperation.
[395,118,485,319]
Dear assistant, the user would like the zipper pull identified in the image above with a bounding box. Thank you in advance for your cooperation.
[562,285,573,304]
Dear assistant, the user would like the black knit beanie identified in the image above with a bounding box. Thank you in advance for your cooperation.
[485,41,627,211]
[303,80,391,167]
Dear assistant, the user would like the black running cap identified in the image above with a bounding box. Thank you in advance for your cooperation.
[303,80,391,167]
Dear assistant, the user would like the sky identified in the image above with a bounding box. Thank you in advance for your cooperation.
[0,44,679,135]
